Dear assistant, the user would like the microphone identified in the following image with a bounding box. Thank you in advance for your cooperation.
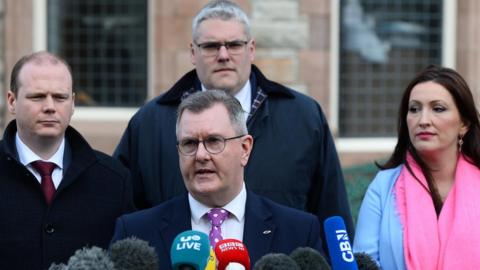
[48,263,67,270]
[290,247,331,270]
[170,230,210,270]
[226,262,247,269]
[253,253,300,270]
[109,236,159,270]
[354,252,380,270]
[214,239,250,270]
[65,246,115,270]
[204,247,217,270]
[323,216,358,270]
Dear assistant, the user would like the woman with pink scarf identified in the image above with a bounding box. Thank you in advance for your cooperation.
[354,65,480,270]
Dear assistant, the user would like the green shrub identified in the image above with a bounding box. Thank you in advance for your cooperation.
[343,163,379,224]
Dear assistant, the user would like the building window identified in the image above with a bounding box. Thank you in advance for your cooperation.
[47,0,147,107]
[339,0,442,137]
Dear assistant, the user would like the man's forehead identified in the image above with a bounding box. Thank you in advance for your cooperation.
[23,58,69,70]
[16,62,73,95]
[182,104,229,118]
[197,19,246,38]
[179,106,234,134]
[19,61,72,80]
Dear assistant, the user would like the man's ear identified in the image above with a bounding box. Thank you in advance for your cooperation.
[190,43,196,66]
[240,135,253,167]
[248,39,256,62]
[7,90,17,115]
[71,92,75,116]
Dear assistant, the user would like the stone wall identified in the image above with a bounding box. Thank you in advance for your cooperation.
[249,0,331,118]
[2,0,34,131]
[456,0,480,105]
[252,0,308,93]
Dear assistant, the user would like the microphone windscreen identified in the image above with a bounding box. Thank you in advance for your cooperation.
[323,216,358,270]
[170,230,210,270]
[226,262,246,269]
[67,246,115,270]
[354,252,380,270]
[214,239,250,270]
[290,247,331,270]
[253,253,300,270]
[48,263,67,270]
[110,236,159,270]
[204,247,217,270]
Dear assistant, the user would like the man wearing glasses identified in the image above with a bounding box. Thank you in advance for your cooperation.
[114,0,354,249]
[111,90,324,267]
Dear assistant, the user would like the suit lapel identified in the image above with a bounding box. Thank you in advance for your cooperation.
[158,195,192,255]
[247,96,269,142]
[242,191,276,263]
[56,131,96,193]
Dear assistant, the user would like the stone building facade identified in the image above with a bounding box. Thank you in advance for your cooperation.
[1,0,480,168]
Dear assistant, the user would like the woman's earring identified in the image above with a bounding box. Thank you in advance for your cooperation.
[458,135,464,153]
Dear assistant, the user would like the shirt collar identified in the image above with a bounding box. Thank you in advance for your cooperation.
[189,183,247,224]
[15,133,65,169]
[201,80,252,117]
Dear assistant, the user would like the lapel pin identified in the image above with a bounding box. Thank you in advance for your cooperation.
[262,230,272,235]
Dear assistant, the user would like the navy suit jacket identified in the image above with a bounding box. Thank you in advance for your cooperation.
[111,191,324,268]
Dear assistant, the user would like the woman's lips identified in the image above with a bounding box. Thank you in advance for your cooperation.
[417,132,434,140]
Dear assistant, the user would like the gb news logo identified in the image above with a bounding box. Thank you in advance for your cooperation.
[175,233,203,251]
[335,229,354,262]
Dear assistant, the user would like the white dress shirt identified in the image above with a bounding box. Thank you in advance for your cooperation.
[202,80,251,121]
[189,183,247,242]
[15,133,65,189]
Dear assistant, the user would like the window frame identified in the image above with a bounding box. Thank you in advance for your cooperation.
[33,0,154,121]
[330,0,457,153]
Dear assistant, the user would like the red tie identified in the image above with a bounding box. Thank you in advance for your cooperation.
[31,161,56,205]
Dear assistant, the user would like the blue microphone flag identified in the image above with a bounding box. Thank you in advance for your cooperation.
[324,216,358,270]
[170,230,210,270]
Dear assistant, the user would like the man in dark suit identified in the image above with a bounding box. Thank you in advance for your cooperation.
[111,90,323,268]
[0,51,135,269]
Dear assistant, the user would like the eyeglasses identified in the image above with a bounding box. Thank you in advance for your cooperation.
[194,40,249,57]
[177,134,246,156]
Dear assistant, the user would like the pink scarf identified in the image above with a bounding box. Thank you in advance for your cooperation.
[395,154,480,269]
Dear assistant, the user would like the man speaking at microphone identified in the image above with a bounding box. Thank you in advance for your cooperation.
[111,90,324,268]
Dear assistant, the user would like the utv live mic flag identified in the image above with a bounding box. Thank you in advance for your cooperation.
[170,230,210,270]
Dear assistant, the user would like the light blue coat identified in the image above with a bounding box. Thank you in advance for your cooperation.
[353,165,406,270]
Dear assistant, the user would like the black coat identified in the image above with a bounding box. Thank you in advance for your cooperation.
[114,65,354,252]
[0,121,135,270]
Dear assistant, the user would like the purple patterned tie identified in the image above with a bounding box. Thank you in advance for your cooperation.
[207,208,229,247]
[31,161,56,205]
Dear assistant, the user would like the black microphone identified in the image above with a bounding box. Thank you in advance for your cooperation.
[290,247,331,270]
[65,246,116,270]
[354,252,380,270]
[253,253,300,270]
[109,236,159,270]
[48,263,67,270]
